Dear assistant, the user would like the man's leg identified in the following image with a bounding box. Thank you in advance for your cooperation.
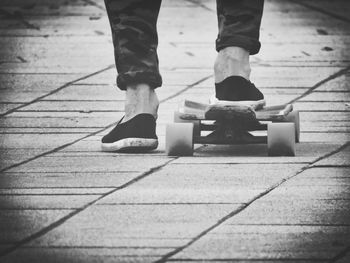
[102,0,162,152]
[214,0,265,104]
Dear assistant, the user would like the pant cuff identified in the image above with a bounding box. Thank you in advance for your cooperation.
[117,71,162,90]
[216,35,261,55]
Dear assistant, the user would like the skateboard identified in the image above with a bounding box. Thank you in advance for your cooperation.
[165,100,300,156]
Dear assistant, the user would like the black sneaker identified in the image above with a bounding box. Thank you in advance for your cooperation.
[101,113,158,152]
[213,76,265,109]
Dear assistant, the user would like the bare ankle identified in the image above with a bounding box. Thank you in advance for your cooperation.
[124,83,159,122]
[214,47,251,83]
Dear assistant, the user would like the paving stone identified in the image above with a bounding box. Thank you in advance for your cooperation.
[29,204,235,247]
[46,84,120,101]
[313,145,350,166]
[0,209,73,243]
[250,67,344,88]
[0,37,112,65]
[0,115,117,128]
[0,16,111,38]
[0,127,101,134]
[300,112,350,122]
[0,103,23,114]
[99,164,304,205]
[0,188,113,196]
[316,73,350,92]
[7,155,172,173]
[299,91,350,102]
[168,260,325,263]
[0,133,83,149]
[172,225,350,260]
[172,143,341,164]
[300,121,350,133]
[226,199,350,225]
[296,0,350,21]
[300,132,350,143]
[17,100,124,112]
[0,148,46,170]
[0,73,82,94]
[2,5,105,17]
[263,184,350,201]
[1,248,162,263]
[290,167,350,180]
[0,172,140,188]
[7,111,120,118]
[282,168,350,186]
[0,62,113,75]
[294,102,350,112]
[0,194,98,209]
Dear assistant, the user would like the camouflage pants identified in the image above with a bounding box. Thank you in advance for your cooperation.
[104,0,264,90]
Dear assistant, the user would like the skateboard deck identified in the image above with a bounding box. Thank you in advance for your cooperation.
[166,100,300,156]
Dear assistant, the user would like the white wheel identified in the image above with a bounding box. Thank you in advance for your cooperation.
[285,110,300,143]
[174,111,200,137]
[166,123,194,156]
[268,123,296,156]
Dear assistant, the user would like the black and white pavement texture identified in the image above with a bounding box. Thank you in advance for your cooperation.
[0,0,350,262]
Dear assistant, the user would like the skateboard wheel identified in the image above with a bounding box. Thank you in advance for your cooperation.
[268,123,296,156]
[166,123,194,156]
[174,111,200,137]
[285,110,300,143]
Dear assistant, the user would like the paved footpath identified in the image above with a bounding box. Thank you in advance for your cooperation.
[0,0,349,262]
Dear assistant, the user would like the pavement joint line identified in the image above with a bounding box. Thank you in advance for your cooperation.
[331,245,350,262]
[290,0,350,24]
[288,66,350,104]
[0,64,115,117]
[0,158,176,258]
[154,142,350,263]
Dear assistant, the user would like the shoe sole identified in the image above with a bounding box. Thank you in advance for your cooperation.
[101,138,158,153]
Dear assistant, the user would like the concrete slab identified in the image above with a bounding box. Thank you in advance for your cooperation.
[99,164,304,205]
[173,225,350,261]
[0,133,83,149]
[172,143,341,164]
[1,248,162,263]
[226,199,350,225]
[0,172,140,188]
[0,209,73,243]
[313,145,350,166]
[29,204,236,247]
[0,195,98,209]
[6,155,172,173]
